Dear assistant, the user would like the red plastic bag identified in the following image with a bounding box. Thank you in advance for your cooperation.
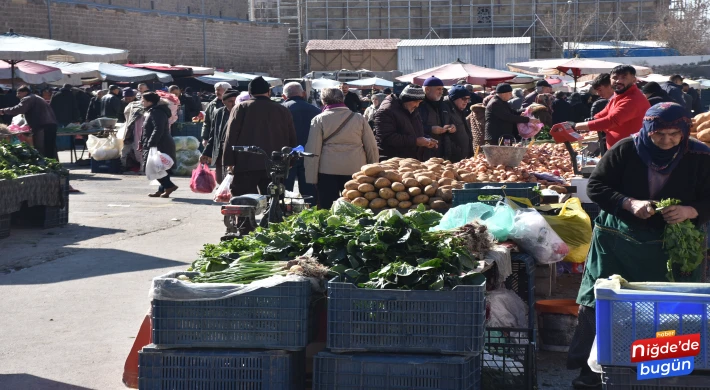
[190,164,217,194]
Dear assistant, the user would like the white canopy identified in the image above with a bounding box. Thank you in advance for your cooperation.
[507,58,652,77]
[347,77,393,88]
[197,71,282,88]
[0,30,128,62]
[36,61,173,85]
[311,78,341,90]
[0,61,63,84]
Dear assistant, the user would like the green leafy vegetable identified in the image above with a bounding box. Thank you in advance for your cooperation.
[0,141,68,180]
[657,198,705,282]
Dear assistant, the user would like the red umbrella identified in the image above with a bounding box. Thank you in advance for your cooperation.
[398,59,516,87]
[0,60,63,84]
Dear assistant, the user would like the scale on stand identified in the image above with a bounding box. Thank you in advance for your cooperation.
[550,122,597,178]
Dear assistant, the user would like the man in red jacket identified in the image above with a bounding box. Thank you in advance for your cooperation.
[573,65,650,149]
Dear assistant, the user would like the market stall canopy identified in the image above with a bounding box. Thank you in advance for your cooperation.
[35,61,173,85]
[196,71,248,87]
[225,72,282,87]
[507,58,652,77]
[0,30,128,62]
[0,60,63,84]
[122,62,213,76]
[397,59,516,87]
[697,79,710,89]
[347,77,393,88]
[508,72,539,84]
[311,77,341,90]
[124,63,194,78]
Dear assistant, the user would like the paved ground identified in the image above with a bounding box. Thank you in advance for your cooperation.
[0,151,582,390]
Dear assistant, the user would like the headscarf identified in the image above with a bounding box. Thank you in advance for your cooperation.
[633,102,700,174]
[535,93,554,113]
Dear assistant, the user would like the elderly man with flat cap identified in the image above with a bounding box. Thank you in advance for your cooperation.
[101,84,123,119]
[222,77,297,196]
[418,76,453,160]
[485,83,540,144]
[522,79,553,109]
[201,89,239,184]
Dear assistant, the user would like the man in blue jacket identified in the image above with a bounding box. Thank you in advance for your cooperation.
[282,82,320,205]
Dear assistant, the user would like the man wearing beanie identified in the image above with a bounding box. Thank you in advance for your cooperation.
[443,85,474,162]
[49,83,81,127]
[522,79,552,109]
[418,76,454,160]
[485,83,539,144]
[200,89,239,184]
[101,84,123,119]
[374,84,437,161]
[222,76,297,196]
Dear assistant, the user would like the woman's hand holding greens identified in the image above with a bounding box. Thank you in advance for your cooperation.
[661,205,698,225]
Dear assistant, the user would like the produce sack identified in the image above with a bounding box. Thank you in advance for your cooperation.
[509,207,569,264]
[173,164,192,176]
[431,201,514,241]
[542,198,592,264]
[190,164,216,194]
[173,136,200,151]
[213,174,233,203]
[177,149,201,167]
[145,147,174,181]
[87,134,123,161]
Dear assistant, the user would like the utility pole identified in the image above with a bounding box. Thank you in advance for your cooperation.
[202,0,207,66]
[46,0,53,38]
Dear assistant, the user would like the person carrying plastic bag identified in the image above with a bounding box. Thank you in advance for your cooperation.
[140,92,178,198]
[190,164,216,194]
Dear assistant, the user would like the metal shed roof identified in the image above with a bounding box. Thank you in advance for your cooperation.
[563,41,667,50]
[305,39,401,53]
[397,37,530,47]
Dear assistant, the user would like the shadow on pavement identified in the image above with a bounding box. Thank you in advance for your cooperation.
[0,374,94,390]
[170,197,219,205]
[68,173,122,181]
[0,247,185,285]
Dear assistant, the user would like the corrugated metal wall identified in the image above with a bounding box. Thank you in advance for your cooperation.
[397,43,530,74]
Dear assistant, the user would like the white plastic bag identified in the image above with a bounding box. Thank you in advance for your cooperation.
[87,134,123,161]
[145,147,174,181]
[213,174,233,203]
[509,208,569,264]
[487,287,528,328]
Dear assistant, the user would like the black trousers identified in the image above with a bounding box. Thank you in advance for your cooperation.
[32,124,58,160]
[567,305,596,371]
[157,170,176,192]
[230,170,269,197]
[317,173,350,210]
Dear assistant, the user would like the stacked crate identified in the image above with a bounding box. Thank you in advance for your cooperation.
[139,271,312,390]
[11,175,69,229]
[313,276,485,390]
[596,284,710,389]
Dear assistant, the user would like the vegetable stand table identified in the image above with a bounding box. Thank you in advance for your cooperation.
[56,129,111,163]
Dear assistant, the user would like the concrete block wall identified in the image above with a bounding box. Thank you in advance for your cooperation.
[1,0,294,76]
[60,0,250,20]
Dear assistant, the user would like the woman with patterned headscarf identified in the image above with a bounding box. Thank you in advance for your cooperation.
[566,102,710,389]
[525,93,554,127]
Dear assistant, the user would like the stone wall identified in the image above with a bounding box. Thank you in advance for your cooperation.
[1,0,294,76]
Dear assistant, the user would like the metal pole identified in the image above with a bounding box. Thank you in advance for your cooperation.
[11,61,16,90]
[47,0,53,39]
[202,0,207,66]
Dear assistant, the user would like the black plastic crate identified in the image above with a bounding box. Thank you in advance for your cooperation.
[602,365,710,389]
[139,346,303,390]
[151,272,312,350]
[483,328,536,390]
[313,351,481,390]
[91,158,122,174]
[0,214,9,239]
[327,277,486,355]
[505,252,536,331]
[581,203,601,227]
[11,176,69,229]
[454,183,540,207]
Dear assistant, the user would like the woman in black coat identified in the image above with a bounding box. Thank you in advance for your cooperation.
[141,92,178,198]
[569,93,589,123]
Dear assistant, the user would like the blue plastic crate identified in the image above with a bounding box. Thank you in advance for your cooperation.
[91,158,122,174]
[602,365,710,389]
[596,285,710,370]
[483,328,536,390]
[313,351,481,390]
[453,183,540,207]
[327,276,486,355]
[506,252,536,331]
[139,346,303,390]
[151,271,311,350]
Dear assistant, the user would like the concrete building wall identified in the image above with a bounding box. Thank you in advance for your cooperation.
[1,0,294,76]
[61,0,250,20]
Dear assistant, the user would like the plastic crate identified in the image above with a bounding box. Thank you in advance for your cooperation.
[327,276,486,355]
[139,345,303,390]
[596,285,710,370]
[483,328,536,390]
[312,351,481,390]
[505,252,536,331]
[581,203,601,226]
[151,272,311,350]
[602,365,710,389]
[453,183,540,207]
[0,214,9,239]
[11,176,69,229]
[91,158,122,174]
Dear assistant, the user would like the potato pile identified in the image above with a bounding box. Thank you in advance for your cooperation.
[340,158,463,210]
[692,112,710,147]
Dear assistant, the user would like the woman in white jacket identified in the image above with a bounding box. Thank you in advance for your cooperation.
[305,88,379,209]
